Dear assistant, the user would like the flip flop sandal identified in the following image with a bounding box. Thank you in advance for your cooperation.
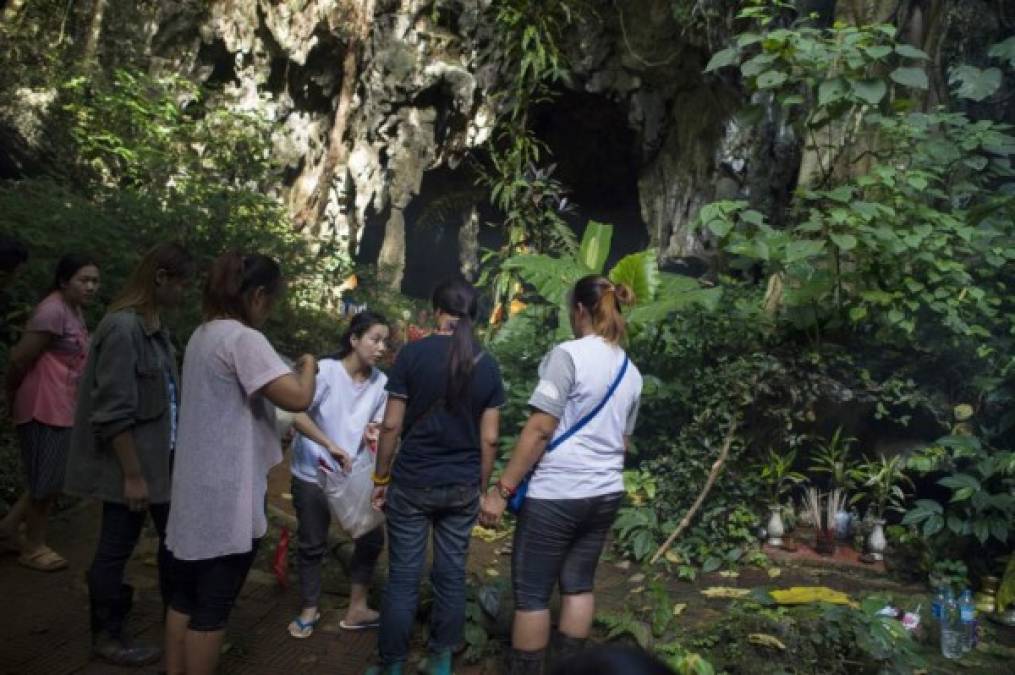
[18,546,68,572]
[339,618,381,631]
[287,612,321,639]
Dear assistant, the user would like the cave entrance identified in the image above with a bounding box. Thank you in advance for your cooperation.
[531,90,649,267]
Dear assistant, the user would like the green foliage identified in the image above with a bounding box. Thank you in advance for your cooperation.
[758,449,805,506]
[808,427,858,492]
[852,454,913,519]
[903,435,1014,551]
[694,595,924,674]
[0,68,343,356]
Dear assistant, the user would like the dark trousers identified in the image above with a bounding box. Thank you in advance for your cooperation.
[87,501,171,639]
[377,482,479,666]
[291,476,385,609]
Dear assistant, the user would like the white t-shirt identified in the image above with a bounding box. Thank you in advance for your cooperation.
[290,359,388,483]
[526,335,643,500]
[166,319,292,560]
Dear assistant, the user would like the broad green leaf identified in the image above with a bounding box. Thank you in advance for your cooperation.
[948,65,1002,102]
[851,79,887,105]
[628,276,723,322]
[895,44,930,60]
[503,254,588,306]
[863,45,892,60]
[988,36,1015,67]
[741,53,778,77]
[707,218,734,237]
[705,47,739,73]
[756,70,788,89]
[890,67,929,90]
[740,209,765,226]
[784,239,825,263]
[578,220,613,273]
[818,78,848,106]
[848,306,867,322]
[609,249,660,305]
[829,232,858,251]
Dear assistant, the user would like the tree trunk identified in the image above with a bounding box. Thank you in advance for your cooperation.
[293,0,376,232]
[82,0,108,65]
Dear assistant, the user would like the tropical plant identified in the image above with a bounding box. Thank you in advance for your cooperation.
[808,427,859,493]
[902,435,1015,549]
[758,449,805,507]
[500,220,720,338]
[852,455,913,519]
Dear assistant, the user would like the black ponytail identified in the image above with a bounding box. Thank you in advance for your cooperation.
[329,310,388,360]
[432,279,479,410]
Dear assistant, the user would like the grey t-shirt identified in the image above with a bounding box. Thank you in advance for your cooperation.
[166,320,292,560]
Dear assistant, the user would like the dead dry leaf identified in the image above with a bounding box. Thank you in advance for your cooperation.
[700,587,751,599]
[748,633,786,650]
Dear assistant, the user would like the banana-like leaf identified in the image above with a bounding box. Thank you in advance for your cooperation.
[502,254,588,306]
[578,220,613,273]
[627,273,723,324]
[609,248,660,305]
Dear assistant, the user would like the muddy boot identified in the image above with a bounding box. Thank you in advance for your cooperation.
[550,631,586,669]
[508,648,546,675]
[91,584,162,667]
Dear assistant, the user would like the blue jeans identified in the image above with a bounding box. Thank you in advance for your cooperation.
[378,482,479,665]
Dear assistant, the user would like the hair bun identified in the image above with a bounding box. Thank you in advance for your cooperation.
[613,283,636,306]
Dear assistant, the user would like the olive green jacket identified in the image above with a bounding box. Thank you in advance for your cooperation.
[65,309,179,504]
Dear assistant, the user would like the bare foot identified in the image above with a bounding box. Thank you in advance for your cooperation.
[342,607,379,627]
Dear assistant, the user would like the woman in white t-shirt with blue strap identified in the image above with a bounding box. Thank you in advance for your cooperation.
[481,275,643,675]
[287,311,390,638]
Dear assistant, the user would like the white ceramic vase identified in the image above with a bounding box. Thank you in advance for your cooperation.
[766,505,785,547]
[868,519,887,561]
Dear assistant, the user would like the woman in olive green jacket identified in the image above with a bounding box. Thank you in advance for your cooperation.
[66,243,194,667]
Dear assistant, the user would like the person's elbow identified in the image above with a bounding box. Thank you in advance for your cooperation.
[380,419,402,437]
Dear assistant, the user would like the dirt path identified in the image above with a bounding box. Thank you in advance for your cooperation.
[3,464,1013,674]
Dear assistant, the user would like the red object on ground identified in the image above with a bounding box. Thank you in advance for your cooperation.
[273,526,290,588]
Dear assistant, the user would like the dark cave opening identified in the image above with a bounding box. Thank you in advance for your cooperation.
[530,89,650,268]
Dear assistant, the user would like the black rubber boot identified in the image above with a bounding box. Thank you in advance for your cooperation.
[91,584,162,667]
[507,647,546,675]
[550,631,586,669]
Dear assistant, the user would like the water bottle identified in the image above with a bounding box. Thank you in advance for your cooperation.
[958,588,976,652]
[940,587,963,659]
[931,584,946,621]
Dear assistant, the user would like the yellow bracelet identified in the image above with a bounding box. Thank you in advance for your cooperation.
[371,473,391,486]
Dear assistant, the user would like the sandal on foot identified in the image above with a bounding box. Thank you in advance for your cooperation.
[287,612,321,639]
[18,546,67,571]
[339,617,380,631]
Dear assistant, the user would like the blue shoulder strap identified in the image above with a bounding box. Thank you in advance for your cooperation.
[547,355,630,452]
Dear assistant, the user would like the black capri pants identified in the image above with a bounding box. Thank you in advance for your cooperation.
[169,539,261,632]
[511,492,623,611]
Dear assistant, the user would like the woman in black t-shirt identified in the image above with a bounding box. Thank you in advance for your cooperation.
[367,279,504,675]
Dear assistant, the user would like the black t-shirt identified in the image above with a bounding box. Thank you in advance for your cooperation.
[386,334,505,487]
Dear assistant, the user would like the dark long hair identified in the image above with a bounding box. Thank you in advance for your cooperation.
[571,275,635,344]
[432,279,479,410]
[328,310,388,360]
[202,252,283,323]
[51,254,99,293]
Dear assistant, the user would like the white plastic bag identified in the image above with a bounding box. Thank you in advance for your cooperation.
[317,450,384,539]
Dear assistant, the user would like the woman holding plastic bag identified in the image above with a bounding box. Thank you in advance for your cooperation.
[480,275,644,675]
[286,311,390,638]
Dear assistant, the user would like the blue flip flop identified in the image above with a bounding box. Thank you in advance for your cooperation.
[287,612,321,639]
